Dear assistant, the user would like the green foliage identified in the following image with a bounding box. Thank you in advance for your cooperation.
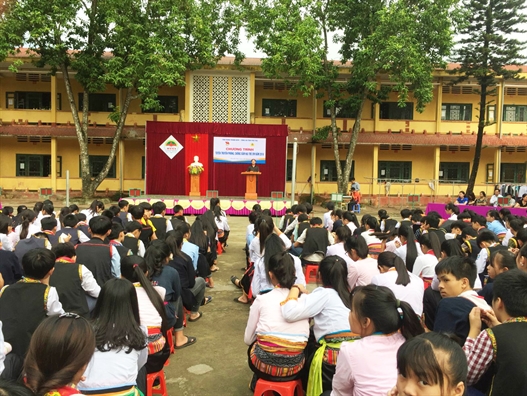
[312,125,339,142]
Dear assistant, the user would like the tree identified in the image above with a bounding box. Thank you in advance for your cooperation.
[244,0,458,195]
[0,0,242,198]
[450,0,526,196]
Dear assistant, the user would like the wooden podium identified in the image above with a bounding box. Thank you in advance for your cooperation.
[189,174,201,197]
[242,171,261,200]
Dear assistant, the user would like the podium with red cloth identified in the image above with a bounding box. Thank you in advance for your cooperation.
[242,171,261,200]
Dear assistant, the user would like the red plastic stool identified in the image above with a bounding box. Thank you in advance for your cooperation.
[253,378,304,396]
[304,264,318,284]
[217,241,223,255]
[147,369,167,396]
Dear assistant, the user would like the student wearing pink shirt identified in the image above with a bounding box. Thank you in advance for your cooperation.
[344,235,380,289]
[329,285,424,396]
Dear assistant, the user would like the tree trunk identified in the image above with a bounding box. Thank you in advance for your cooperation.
[466,85,487,197]
[339,97,365,194]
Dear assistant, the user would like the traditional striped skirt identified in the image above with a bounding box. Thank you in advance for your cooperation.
[250,334,307,378]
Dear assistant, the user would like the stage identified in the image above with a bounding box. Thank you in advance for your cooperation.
[127,196,292,216]
[426,203,527,218]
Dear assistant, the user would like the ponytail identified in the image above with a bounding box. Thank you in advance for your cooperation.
[121,255,168,333]
[398,225,417,272]
[19,209,36,240]
[378,252,410,286]
[258,215,274,254]
[319,255,351,308]
[398,299,424,340]
[419,232,441,259]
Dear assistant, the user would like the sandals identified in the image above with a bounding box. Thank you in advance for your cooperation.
[231,275,242,289]
[202,296,213,306]
[188,312,202,322]
[210,265,220,272]
[233,297,249,304]
[174,336,197,349]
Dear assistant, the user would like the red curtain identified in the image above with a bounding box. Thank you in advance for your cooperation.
[145,122,288,197]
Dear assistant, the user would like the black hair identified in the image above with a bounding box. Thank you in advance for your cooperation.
[441,239,464,258]
[458,211,472,221]
[152,201,166,215]
[318,256,351,308]
[2,206,14,216]
[130,206,144,220]
[461,227,477,239]
[40,217,56,232]
[165,230,186,260]
[517,228,527,244]
[335,225,351,243]
[445,203,460,215]
[144,239,172,278]
[400,209,411,219]
[263,233,287,284]
[210,197,220,210]
[297,213,308,223]
[188,218,208,251]
[108,205,120,217]
[248,211,259,225]
[398,225,418,272]
[296,204,307,214]
[378,209,388,220]
[309,217,323,226]
[0,215,10,234]
[17,205,28,214]
[509,219,525,233]
[476,230,497,246]
[252,204,262,213]
[499,208,511,219]
[378,252,411,286]
[305,203,313,215]
[58,207,71,226]
[172,220,190,235]
[52,242,76,259]
[22,248,56,280]
[412,212,423,223]
[33,232,50,241]
[76,213,86,222]
[343,211,360,229]
[366,216,378,230]
[87,200,104,215]
[138,202,152,211]
[345,235,369,259]
[120,255,168,332]
[89,216,112,236]
[172,204,184,214]
[258,216,275,254]
[435,256,477,288]
[285,208,293,214]
[92,278,146,353]
[262,209,272,216]
[42,203,54,216]
[267,251,296,289]
[68,204,79,213]
[101,210,115,221]
[33,202,43,213]
[351,285,424,340]
[0,379,37,395]
[397,332,467,395]
[490,249,517,271]
[213,205,223,221]
[450,221,468,231]
[19,209,37,240]
[126,221,142,233]
[424,215,440,229]
[109,223,125,240]
[493,270,527,317]
[326,202,335,211]
[487,210,505,228]
[331,209,343,219]
[471,214,486,227]
[118,200,129,209]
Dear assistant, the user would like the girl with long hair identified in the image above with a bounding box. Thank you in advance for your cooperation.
[24,314,95,396]
[189,217,217,272]
[486,209,507,237]
[213,205,230,250]
[177,223,211,281]
[331,285,424,395]
[80,200,104,223]
[282,256,357,395]
[412,232,441,283]
[372,252,425,316]
[15,209,39,240]
[145,240,196,349]
[395,225,422,273]
[244,251,309,390]
[120,255,170,373]
[344,235,380,289]
[326,225,352,265]
[78,278,147,395]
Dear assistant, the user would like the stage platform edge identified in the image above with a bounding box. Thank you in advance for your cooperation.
[126,196,294,216]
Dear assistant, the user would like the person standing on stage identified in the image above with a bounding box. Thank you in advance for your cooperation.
[247,159,260,172]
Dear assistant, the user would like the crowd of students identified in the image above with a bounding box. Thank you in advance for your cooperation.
[0,197,229,395]
[238,201,527,396]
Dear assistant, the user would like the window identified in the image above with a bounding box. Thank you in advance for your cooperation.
[378,161,412,182]
[501,163,525,183]
[442,104,472,121]
[286,159,293,181]
[379,102,413,120]
[320,160,355,182]
[143,96,178,113]
[78,93,116,112]
[487,105,495,123]
[503,105,527,122]
[323,100,357,118]
[439,162,470,183]
[262,99,297,117]
[8,92,52,110]
[83,156,116,178]
[16,155,62,177]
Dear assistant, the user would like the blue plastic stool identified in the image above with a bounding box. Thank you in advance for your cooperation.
[352,204,361,213]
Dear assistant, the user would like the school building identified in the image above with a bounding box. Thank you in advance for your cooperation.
[0,51,526,200]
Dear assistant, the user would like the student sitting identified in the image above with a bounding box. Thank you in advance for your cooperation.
[0,246,22,286]
[80,200,104,223]
[463,270,527,395]
[150,201,173,241]
[75,213,90,238]
[421,215,446,244]
[182,221,209,278]
[485,209,507,238]
[292,213,310,248]
[433,256,491,343]
[14,209,40,240]
[56,213,90,246]
[471,214,487,234]
[412,233,441,285]
[344,235,380,289]
[108,223,132,259]
[213,205,230,250]
[24,314,95,396]
[342,211,359,235]
[475,230,507,285]
[0,215,15,252]
[78,278,147,395]
[394,225,422,273]
[14,232,51,268]
[282,256,357,395]
[40,217,60,247]
[49,243,100,318]
[392,332,467,396]
[331,209,343,233]
[130,205,155,249]
[123,221,146,257]
[477,249,516,305]
[244,252,309,391]
[323,203,334,232]
[506,218,524,249]
[0,249,64,377]
[360,216,382,246]
[170,204,186,231]
[118,199,132,226]
[329,285,424,396]
[75,216,121,287]
[326,226,352,266]
[294,218,333,264]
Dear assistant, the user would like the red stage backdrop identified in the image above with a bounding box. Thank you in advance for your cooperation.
[145,122,288,197]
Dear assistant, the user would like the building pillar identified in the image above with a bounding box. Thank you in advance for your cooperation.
[51,76,57,123]
[494,148,501,184]
[372,145,379,196]
[184,71,191,122]
[51,137,57,192]
[434,146,441,195]
[250,72,256,123]
[496,80,504,138]
[310,143,316,203]
[373,86,380,133]
[436,79,443,133]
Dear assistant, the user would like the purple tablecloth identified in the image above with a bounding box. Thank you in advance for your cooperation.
[426,203,527,219]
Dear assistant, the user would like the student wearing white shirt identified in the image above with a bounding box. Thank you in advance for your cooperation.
[15,209,41,240]
[394,225,423,273]
[361,217,382,246]
[345,235,380,289]
[372,252,424,315]
[445,202,459,221]
[342,211,359,234]
[326,226,353,266]
[323,202,335,232]
[413,233,441,281]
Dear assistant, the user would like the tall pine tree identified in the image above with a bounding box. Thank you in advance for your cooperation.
[451,0,526,195]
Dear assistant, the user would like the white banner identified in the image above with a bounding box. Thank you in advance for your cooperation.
[213,137,266,163]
